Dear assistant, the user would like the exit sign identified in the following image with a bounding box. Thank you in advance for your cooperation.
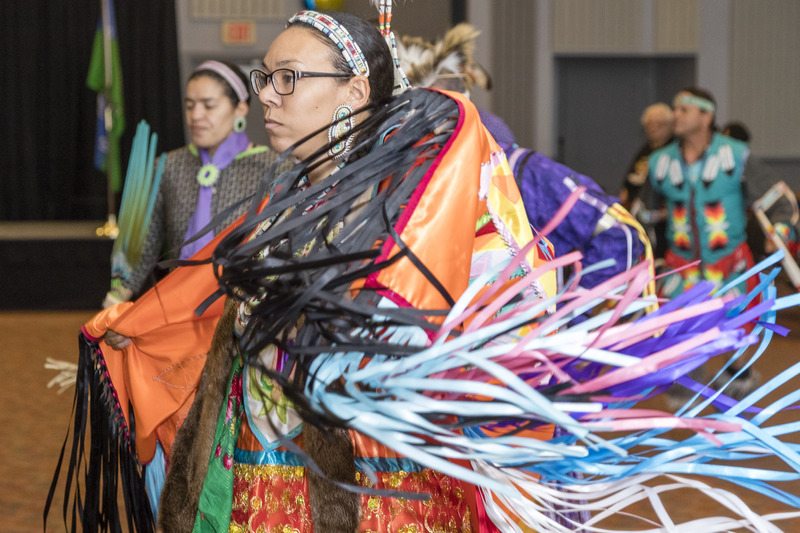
[221,21,256,45]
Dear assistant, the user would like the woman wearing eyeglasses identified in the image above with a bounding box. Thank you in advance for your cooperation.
[53,6,800,533]
[102,60,285,310]
[157,9,561,531]
[62,7,557,531]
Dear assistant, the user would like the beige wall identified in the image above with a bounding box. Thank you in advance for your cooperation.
[729,1,800,157]
[174,0,799,164]
[175,0,455,145]
[470,0,799,163]
[345,0,454,43]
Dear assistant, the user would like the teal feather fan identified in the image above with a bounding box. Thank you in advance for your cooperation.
[110,120,165,284]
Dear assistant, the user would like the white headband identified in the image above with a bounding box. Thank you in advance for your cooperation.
[288,11,369,77]
[194,60,249,102]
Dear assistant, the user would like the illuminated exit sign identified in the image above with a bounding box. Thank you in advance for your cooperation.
[221,21,256,45]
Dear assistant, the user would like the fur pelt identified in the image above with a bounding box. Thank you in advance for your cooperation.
[305,423,361,532]
[158,297,238,533]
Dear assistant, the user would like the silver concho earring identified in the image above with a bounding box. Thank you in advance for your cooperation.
[328,104,356,159]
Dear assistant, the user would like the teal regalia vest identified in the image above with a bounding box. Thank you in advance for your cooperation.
[648,132,750,265]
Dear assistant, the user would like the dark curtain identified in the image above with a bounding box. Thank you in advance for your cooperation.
[0,0,184,220]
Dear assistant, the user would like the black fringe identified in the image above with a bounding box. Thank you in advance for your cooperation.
[209,89,461,430]
[44,333,154,533]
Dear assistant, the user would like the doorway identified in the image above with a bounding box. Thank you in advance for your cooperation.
[556,56,695,196]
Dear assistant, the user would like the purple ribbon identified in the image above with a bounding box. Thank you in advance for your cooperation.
[180,130,250,259]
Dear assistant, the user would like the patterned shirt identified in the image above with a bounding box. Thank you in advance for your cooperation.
[120,145,285,294]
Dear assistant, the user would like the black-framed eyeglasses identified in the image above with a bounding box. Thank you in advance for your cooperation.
[250,68,351,96]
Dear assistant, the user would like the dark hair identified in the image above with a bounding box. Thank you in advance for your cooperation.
[288,11,394,103]
[679,86,717,130]
[189,60,250,105]
[722,121,751,143]
[433,76,469,94]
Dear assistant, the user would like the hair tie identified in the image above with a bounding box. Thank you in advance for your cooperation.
[194,60,248,102]
[288,11,369,77]
[375,0,410,93]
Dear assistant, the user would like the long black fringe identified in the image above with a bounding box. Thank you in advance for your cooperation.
[207,89,462,430]
[44,333,154,533]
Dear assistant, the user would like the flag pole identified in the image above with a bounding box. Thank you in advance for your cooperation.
[97,0,118,238]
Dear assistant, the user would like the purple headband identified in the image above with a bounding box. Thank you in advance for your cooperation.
[194,60,249,102]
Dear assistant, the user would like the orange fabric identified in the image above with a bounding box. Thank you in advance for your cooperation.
[83,227,232,463]
[370,90,554,316]
[370,92,487,313]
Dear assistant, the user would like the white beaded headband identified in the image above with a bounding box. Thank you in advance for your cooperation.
[288,11,370,77]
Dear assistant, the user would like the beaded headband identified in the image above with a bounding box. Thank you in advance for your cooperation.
[288,11,370,77]
[194,60,249,102]
[674,92,716,113]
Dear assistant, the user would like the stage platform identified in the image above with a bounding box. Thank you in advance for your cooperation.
[0,221,113,310]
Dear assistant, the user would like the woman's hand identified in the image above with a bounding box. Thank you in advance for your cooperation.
[105,329,132,350]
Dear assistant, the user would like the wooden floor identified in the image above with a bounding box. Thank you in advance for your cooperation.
[1,310,95,532]
[4,287,800,532]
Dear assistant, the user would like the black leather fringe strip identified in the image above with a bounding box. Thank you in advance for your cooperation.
[45,333,154,533]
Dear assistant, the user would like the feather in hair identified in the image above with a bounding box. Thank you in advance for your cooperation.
[398,23,492,91]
